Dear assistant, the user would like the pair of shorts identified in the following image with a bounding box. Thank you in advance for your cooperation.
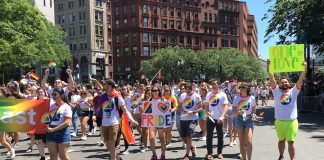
[102,125,120,142]
[235,115,254,129]
[198,109,207,120]
[133,114,142,125]
[46,126,70,144]
[180,120,197,138]
[35,134,46,143]
[78,110,90,117]
[227,110,236,126]
[275,119,298,141]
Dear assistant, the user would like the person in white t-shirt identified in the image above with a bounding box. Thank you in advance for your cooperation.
[204,80,228,160]
[46,88,72,160]
[232,83,257,160]
[178,83,202,160]
[77,90,92,141]
[260,87,267,106]
[99,79,138,160]
[268,60,307,160]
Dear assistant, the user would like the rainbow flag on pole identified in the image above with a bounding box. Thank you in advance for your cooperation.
[30,72,40,80]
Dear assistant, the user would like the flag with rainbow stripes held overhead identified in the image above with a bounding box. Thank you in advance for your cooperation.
[48,61,56,69]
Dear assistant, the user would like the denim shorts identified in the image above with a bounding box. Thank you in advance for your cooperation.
[235,115,254,129]
[227,110,236,126]
[46,125,71,144]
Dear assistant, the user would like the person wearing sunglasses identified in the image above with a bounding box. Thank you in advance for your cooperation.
[77,90,91,141]
[204,80,229,160]
[46,88,72,160]
[178,83,202,160]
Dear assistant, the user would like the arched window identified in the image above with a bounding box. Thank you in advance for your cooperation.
[205,2,210,8]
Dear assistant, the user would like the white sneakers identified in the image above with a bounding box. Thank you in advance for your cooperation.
[140,147,149,153]
[201,136,206,141]
[80,136,87,141]
[229,141,234,147]
[71,132,77,137]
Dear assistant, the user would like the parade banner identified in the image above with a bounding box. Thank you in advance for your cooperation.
[269,44,305,73]
[141,100,172,128]
[0,98,50,134]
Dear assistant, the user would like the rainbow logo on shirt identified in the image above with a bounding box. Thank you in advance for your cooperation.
[143,101,152,113]
[238,100,251,111]
[280,95,291,105]
[183,98,194,109]
[103,100,115,112]
[209,95,219,107]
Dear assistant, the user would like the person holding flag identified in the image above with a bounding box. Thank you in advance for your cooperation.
[268,60,307,160]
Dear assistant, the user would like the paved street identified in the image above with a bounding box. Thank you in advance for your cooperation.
[1,101,324,160]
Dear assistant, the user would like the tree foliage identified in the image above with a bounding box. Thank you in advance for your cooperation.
[263,0,324,54]
[140,47,266,83]
[0,0,70,71]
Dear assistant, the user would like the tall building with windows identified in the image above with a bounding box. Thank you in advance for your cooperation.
[112,0,257,80]
[54,0,113,82]
[32,0,55,23]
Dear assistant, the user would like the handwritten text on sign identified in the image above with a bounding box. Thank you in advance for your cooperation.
[269,44,305,73]
[140,100,172,127]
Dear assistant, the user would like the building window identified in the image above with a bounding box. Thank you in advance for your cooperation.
[221,39,229,47]
[152,19,158,28]
[95,0,102,7]
[186,21,190,31]
[123,18,127,25]
[115,20,119,29]
[230,40,237,48]
[131,4,136,13]
[143,4,147,14]
[143,46,149,56]
[170,20,174,29]
[195,37,200,45]
[186,10,190,18]
[143,17,148,27]
[132,33,137,42]
[109,55,112,65]
[79,25,86,34]
[79,0,85,7]
[153,5,158,15]
[221,26,228,34]
[153,33,158,43]
[68,26,75,36]
[214,40,217,47]
[162,6,167,16]
[58,3,64,10]
[194,11,198,19]
[231,27,237,35]
[248,41,252,48]
[132,47,138,56]
[187,36,192,45]
[131,17,136,26]
[123,33,128,43]
[79,11,86,20]
[204,40,208,47]
[123,6,128,15]
[209,40,213,47]
[68,1,74,8]
[204,13,207,21]
[115,7,119,16]
[177,8,181,17]
[170,7,174,17]
[179,35,184,44]
[143,33,149,42]
[152,46,158,54]
[194,23,198,31]
[95,11,103,21]
[170,35,175,44]
[214,14,217,22]
[116,49,120,57]
[58,15,65,24]
[209,13,212,21]
[177,21,181,30]
[115,35,120,43]
[124,48,129,56]
[224,15,228,23]
[162,20,167,29]
[161,34,167,43]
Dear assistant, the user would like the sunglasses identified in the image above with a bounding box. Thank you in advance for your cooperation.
[81,92,86,95]
[121,88,127,90]
[151,90,159,92]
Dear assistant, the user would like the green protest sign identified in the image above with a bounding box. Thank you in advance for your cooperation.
[269,44,305,73]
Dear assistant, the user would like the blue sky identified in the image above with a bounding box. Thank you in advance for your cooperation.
[241,0,278,59]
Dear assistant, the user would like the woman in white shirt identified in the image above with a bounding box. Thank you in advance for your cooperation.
[78,90,92,140]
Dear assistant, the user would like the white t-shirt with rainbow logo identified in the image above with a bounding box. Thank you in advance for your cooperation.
[232,95,257,115]
[272,86,300,120]
[179,92,201,121]
[205,92,229,120]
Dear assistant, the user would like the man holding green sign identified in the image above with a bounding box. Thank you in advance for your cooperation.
[268,44,307,160]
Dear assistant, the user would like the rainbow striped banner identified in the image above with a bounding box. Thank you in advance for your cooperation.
[0,98,50,134]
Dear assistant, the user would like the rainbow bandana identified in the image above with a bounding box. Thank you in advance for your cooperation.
[0,98,50,134]
[209,95,220,107]
[183,98,194,109]
[238,100,251,111]
[280,95,291,105]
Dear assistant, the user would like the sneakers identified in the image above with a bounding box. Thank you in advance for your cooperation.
[80,136,87,141]
[87,132,93,136]
[233,140,237,145]
[92,127,97,134]
[201,136,207,141]
[9,148,15,159]
[217,153,223,159]
[141,147,149,153]
[278,155,284,160]
[166,144,172,148]
[229,141,234,147]
[182,142,187,148]
[71,132,77,137]
[120,150,129,155]
[206,154,213,160]
[223,132,228,138]
[182,154,190,160]
[97,140,104,146]
[191,146,197,157]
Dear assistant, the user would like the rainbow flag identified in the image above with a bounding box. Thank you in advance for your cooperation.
[30,72,40,80]
[48,61,56,69]
[121,113,135,144]
[0,98,50,134]
[143,101,152,113]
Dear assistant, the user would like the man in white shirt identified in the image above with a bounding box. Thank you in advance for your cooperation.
[268,60,307,160]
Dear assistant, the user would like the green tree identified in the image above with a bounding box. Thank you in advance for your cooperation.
[141,47,266,83]
[0,0,70,71]
[263,0,324,54]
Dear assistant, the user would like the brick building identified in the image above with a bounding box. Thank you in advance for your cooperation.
[112,0,257,81]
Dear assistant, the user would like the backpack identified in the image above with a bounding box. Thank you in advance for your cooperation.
[114,96,123,118]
